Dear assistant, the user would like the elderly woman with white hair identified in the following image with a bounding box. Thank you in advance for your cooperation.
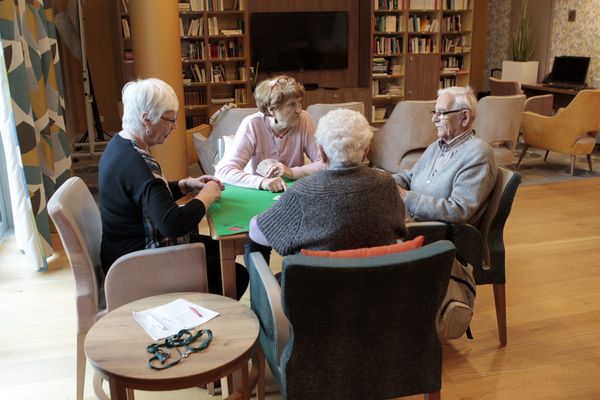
[215,75,324,193]
[248,108,407,256]
[394,86,498,225]
[99,78,248,299]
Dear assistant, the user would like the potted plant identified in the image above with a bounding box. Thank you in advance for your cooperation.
[502,1,538,86]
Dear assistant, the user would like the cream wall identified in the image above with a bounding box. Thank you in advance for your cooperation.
[550,0,600,87]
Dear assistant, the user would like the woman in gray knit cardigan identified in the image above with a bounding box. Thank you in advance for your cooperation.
[248,108,407,256]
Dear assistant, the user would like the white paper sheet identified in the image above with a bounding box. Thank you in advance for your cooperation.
[132,298,219,340]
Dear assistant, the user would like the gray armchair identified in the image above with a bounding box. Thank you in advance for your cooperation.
[246,241,456,400]
[406,167,521,346]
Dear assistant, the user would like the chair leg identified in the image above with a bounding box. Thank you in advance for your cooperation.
[493,284,507,347]
[93,372,111,400]
[544,150,550,162]
[255,345,266,400]
[425,390,441,400]
[516,144,528,168]
[76,333,86,400]
[570,155,576,176]
[587,154,593,172]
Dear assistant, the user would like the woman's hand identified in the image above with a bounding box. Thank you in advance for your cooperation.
[265,162,292,179]
[185,175,225,193]
[195,180,222,208]
[260,177,287,192]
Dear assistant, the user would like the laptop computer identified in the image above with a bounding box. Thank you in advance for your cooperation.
[545,56,590,90]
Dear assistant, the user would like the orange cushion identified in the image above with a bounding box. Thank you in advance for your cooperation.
[300,236,425,258]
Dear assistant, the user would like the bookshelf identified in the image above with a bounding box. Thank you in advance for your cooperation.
[116,0,251,128]
[370,0,476,124]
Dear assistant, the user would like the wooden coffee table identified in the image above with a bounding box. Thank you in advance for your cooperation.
[85,292,260,399]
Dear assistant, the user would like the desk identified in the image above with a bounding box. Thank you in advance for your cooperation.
[208,184,282,298]
[521,83,581,110]
[85,292,260,399]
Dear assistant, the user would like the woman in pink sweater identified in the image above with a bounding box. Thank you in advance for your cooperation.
[215,75,325,192]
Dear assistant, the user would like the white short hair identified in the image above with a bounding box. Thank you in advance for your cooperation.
[437,86,477,119]
[315,109,373,168]
[121,78,179,134]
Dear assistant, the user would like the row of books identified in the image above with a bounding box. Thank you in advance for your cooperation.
[440,76,456,88]
[374,15,401,33]
[409,0,437,10]
[442,15,463,32]
[372,58,403,75]
[234,88,247,103]
[442,55,463,70]
[408,37,437,53]
[373,0,402,10]
[372,105,394,122]
[442,0,470,10]
[184,64,207,83]
[372,80,403,96]
[180,17,204,36]
[179,0,205,12]
[373,0,470,10]
[442,37,467,53]
[182,42,206,60]
[207,17,244,36]
[374,37,403,55]
[207,0,244,11]
[209,39,243,59]
[408,15,438,32]
[183,89,207,106]
[186,115,208,128]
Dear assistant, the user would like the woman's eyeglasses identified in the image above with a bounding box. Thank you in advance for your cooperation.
[160,115,177,124]
[430,109,464,120]
[268,78,296,97]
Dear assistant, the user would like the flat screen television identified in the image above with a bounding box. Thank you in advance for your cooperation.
[547,56,590,89]
[251,12,348,72]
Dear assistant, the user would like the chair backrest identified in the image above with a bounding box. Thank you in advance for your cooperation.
[278,241,456,400]
[305,101,364,124]
[489,77,523,96]
[369,100,437,173]
[554,89,600,132]
[473,94,526,166]
[477,167,521,273]
[524,94,554,116]
[48,177,104,333]
[194,107,258,175]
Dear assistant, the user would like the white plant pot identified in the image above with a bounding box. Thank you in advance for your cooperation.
[501,61,539,86]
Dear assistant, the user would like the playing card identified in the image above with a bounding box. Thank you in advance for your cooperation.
[256,158,279,177]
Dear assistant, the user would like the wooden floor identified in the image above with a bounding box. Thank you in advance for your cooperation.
[1,178,600,399]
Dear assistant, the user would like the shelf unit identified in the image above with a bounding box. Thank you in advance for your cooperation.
[370,0,475,124]
[116,0,251,128]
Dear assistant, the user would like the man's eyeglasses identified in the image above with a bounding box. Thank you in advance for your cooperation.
[160,115,177,124]
[430,109,464,119]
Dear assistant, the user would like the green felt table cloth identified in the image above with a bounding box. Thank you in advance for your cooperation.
[208,183,288,237]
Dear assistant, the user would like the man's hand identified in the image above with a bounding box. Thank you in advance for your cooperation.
[260,177,288,193]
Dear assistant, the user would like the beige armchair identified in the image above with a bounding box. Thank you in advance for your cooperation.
[473,95,526,166]
[48,177,208,400]
[369,100,437,173]
[305,101,365,124]
[489,77,523,96]
[517,89,600,175]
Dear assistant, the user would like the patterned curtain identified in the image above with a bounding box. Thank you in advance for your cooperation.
[0,0,71,270]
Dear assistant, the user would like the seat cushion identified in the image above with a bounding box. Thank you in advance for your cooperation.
[300,236,424,258]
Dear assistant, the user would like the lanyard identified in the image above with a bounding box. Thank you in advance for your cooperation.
[146,329,213,370]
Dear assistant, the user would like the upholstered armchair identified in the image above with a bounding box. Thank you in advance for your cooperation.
[48,177,208,400]
[406,167,522,346]
[488,77,523,96]
[473,95,526,166]
[193,107,259,175]
[246,241,456,400]
[369,100,437,173]
[518,89,600,175]
[305,101,365,124]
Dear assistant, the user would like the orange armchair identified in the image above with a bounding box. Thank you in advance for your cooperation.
[517,89,600,175]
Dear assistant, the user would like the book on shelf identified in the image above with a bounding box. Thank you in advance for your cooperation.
[189,0,205,11]
[221,29,242,36]
[121,0,129,14]
[212,97,235,104]
[121,18,130,39]
[178,2,191,12]
[384,15,397,33]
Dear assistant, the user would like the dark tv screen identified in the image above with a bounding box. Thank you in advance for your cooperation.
[251,12,348,72]
[550,56,590,85]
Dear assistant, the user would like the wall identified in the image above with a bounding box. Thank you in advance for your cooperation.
[550,0,600,87]
[485,0,511,83]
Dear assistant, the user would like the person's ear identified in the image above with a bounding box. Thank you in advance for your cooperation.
[141,112,152,128]
[267,105,276,116]
[363,145,370,162]
[318,144,329,164]
[462,110,470,127]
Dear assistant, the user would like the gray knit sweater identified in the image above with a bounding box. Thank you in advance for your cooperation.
[393,135,497,225]
[256,165,407,256]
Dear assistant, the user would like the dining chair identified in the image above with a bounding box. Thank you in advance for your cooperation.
[518,89,600,175]
[369,100,437,173]
[488,77,523,96]
[246,240,456,399]
[305,101,365,125]
[193,107,259,175]
[406,167,522,346]
[473,95,526,166]
[48,177,208,400]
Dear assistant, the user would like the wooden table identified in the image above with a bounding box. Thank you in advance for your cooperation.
[521,83,582,110]
[85,292,260,399]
